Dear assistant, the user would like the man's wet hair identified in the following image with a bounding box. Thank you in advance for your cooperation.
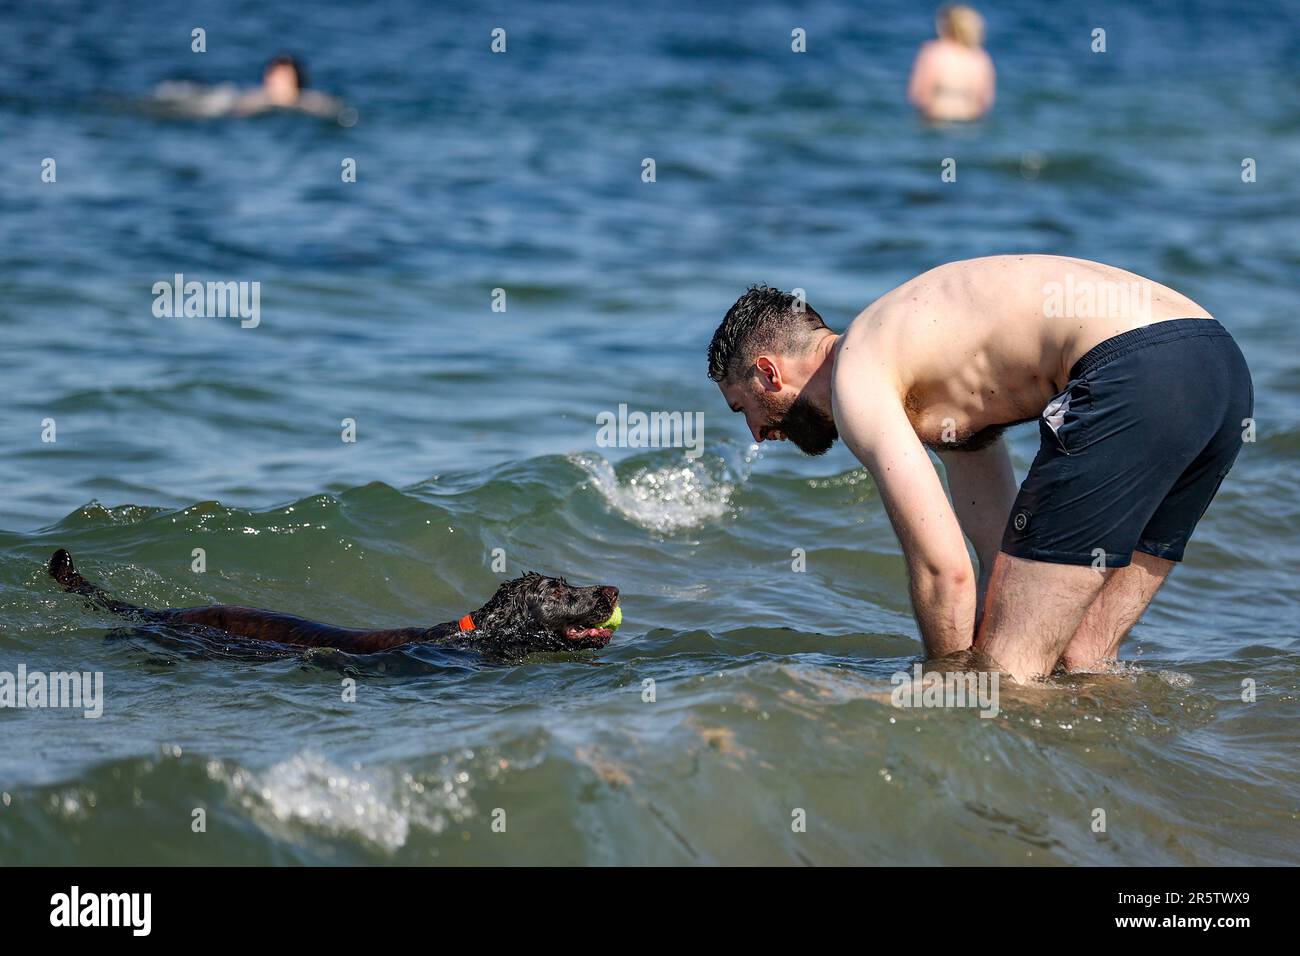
[265,54,308,89]
[707,285,828,383]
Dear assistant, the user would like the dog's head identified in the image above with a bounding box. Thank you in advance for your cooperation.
[467,572,619,654]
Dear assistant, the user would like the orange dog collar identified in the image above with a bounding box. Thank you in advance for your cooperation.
[458,614,475,632]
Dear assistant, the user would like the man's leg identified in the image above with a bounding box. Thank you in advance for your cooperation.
[973,552,1106,682]
[1058,552,1174,672]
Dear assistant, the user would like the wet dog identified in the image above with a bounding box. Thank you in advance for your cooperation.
[49,549,619,660]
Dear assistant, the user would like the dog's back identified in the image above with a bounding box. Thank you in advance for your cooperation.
[49,548,433,652]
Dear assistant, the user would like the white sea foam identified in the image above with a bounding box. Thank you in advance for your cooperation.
[571,452,736,533]
[215,752,474,853]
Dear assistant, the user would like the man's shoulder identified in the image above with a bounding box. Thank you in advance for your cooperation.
[831,329,905,418]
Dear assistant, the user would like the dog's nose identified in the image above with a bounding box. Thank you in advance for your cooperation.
[601,586,619,604]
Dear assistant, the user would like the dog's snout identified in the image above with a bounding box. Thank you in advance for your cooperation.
[600,585,619,605]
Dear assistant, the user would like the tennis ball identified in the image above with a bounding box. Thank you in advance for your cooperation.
[598,605,622,630]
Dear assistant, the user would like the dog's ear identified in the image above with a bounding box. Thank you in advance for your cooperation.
[510,577,538,612]
[474,574,540,631]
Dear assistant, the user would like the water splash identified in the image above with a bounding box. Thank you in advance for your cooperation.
[215,752,475,854]
[570,452,737,533]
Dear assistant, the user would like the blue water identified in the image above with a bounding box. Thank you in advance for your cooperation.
[0,0,1297,864]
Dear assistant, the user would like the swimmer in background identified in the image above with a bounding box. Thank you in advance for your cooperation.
[233,55,342,118]
[153,54,345,121]
[907,5,995,123]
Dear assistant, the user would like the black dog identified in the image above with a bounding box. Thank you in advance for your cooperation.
[49,549,619,659]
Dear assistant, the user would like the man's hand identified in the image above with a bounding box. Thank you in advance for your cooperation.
[833,378,977,656]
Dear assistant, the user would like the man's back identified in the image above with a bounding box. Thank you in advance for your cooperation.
[836,255,1214,444]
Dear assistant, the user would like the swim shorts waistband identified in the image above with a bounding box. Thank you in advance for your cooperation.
[1069,318,1230,381]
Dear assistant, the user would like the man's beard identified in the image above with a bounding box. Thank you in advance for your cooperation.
[771,391,839,456]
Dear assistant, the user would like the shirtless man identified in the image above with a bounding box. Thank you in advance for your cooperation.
[708,255,1253,681]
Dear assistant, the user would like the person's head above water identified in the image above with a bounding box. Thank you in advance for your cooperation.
[708,285,840,457]
[262,54,308,105]
[936,4,985,48]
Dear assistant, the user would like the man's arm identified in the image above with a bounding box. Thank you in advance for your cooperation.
[937,438,1019,626]
[833,382,977,656]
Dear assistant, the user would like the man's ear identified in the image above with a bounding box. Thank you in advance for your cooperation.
[754,355,784,391]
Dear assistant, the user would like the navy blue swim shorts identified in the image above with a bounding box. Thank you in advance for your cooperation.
[1000,318,1253,568]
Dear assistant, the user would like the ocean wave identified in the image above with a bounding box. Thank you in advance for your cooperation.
[216,751,470,853]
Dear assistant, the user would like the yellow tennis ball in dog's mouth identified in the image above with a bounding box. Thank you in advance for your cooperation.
[598,605,622,631]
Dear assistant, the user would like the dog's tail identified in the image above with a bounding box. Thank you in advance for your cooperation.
[49,549,151,619]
